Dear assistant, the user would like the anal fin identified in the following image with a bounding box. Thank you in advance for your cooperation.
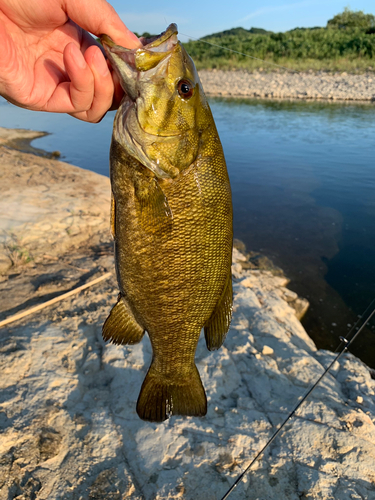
[103,294,145,345]
[204,271,233,351]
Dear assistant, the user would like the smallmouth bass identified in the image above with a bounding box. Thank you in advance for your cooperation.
[101,24,233,422]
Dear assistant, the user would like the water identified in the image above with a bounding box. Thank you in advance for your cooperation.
[1,97,375,366]
[0,100,115,176]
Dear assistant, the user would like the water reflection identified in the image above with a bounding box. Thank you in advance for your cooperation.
[210,97,375,366]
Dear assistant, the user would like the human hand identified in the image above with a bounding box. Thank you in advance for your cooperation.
[0,0,141,122]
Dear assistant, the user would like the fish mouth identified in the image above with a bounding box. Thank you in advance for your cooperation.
[100,23,178,54]
[139,23,179,51]
[100,24,179,100]
[102,24,195,180]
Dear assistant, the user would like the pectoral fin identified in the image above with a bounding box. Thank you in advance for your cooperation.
[103,295,145,345]
[135,177,173,233]
[204,272,233,351]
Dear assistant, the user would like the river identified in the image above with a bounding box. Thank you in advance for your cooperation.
[1,96,374,367]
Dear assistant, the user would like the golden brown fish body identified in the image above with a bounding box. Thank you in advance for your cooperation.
[101,25,233,422]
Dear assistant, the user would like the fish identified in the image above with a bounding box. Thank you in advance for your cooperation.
[101,24,233,422]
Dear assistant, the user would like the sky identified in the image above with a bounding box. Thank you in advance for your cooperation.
[107,0,375,41]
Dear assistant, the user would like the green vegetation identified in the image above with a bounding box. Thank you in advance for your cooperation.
[134,32,157,39]
[183,8,375,72]
[327,7,375,32]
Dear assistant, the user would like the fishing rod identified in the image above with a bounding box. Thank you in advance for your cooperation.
[219,301,375,500]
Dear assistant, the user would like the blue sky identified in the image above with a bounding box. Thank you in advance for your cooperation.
[108,0,375,41]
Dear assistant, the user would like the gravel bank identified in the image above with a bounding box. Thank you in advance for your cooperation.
[199,70,375,101]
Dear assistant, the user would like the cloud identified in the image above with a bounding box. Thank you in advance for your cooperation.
[238,0,316,23]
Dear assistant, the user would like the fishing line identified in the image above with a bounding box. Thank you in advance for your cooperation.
[334,295,375,353]
[180,33,299,73]
[219,301,375,500]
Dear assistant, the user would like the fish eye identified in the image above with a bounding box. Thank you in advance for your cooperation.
[178,80,194,99]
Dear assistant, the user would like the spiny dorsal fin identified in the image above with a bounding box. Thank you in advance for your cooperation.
[204,272,233,351]
[103,295,145,345]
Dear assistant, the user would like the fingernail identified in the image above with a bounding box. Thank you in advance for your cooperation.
[94,49,110,77]
[70,44,87,69]
[113,29,142,49]
[126,30,142,48]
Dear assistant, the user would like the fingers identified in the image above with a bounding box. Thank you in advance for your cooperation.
[44,42,93,113]
[69,45,114,122]
[45,43,113,122]
[65,42,95,111]
[65,0,142,49]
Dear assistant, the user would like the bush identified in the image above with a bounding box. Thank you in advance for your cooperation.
[327,7,375,31]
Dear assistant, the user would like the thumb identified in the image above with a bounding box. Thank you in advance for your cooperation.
[64,0,141,48]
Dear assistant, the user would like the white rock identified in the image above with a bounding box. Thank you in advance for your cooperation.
[232,248,247,262]
[262,345,274,356]
[3,269,374,500]
[1,142,374,500]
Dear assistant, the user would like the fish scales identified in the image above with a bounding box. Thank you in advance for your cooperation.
[101,24,233,422]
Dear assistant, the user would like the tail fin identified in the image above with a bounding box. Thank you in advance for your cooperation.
[136,364,207,422]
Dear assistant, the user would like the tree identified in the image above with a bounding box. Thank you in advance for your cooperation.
[327,7,375,31]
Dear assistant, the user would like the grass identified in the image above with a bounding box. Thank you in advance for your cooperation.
[7,243,33,266]
[5,233,34,267]
[192,56,375,73]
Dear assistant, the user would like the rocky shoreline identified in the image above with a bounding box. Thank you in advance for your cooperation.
[0,128,375,499]
[199,69,375,101]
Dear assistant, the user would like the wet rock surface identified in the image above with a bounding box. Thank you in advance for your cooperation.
[0,128,374,500]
